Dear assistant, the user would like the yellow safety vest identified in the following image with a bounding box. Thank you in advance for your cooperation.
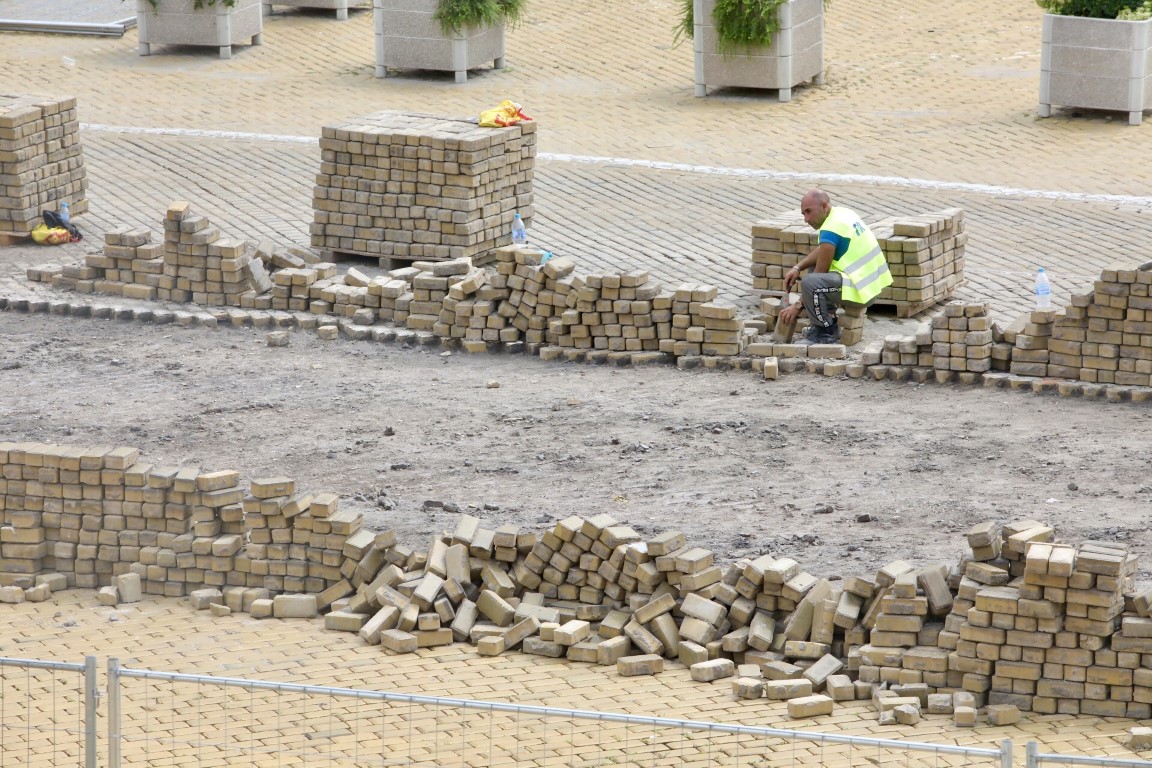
[820,207,892,305]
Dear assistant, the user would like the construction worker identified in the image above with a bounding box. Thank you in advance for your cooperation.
[778,189,893,344]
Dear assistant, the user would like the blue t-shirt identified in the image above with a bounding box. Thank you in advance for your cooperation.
[819,229,850,260]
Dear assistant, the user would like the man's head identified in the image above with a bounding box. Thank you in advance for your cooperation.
[800,189,831,230]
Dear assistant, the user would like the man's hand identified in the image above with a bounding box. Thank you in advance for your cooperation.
[783,266,801,292]
[778,302,802,326]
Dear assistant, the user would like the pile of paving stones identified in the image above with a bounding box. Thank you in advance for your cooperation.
[6,441,1152,729]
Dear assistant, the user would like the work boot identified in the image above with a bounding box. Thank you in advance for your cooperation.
[798,321,840,345]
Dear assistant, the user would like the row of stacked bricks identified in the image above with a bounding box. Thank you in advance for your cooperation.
[14,442,1152,722]
[941,520,1152,717]
[310,111,536,261]
[0,443,358,606]
[0,94,87,235]
[1010,263,1152,387]
[70,204,274,306]
[931,301,994,373]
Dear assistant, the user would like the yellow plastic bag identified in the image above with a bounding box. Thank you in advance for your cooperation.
[31,223,70,245]
[478,100,532,128]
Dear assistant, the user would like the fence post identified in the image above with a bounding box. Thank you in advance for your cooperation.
[84,656,98,768]
[1001,739,1015,768]
[108,658,122,768]
[1026,741,1039,768]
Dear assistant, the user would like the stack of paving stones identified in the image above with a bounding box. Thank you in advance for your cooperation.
[310,111,536,263]
[158,202,273,306]
[931,301,993,377]
[1030,263,1152,387]
[0,443,355,614]
[11,442,1152,724]
[0,94,88,236]
[870,210,966,316]
[750,208,966,322]
[55,204,273,306]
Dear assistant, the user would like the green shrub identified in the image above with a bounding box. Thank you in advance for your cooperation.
[434,0,526,35]
[674,0,806,53]
[1118,0,1152,18]
[1036,0,1145,18]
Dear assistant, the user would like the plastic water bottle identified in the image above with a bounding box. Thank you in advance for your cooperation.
[1035,267,1051,309]
[511,213,527,246]
[59,201,70,225]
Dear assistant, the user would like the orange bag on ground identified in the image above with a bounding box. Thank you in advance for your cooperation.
[478,100,532,128]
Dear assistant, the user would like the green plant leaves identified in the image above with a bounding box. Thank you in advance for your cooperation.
[433,0,527,35]
[672,0,789,52]
[1037,0,1144,17]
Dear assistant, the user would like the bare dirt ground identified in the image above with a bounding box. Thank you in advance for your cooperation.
[2,309,1152,586]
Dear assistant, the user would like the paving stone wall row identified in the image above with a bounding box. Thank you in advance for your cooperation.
[5,440,1152,725]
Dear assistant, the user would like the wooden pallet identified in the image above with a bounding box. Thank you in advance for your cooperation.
[0,230,32,246]
[325,249,450,269]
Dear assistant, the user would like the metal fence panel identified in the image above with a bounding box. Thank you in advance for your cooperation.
[107,660,1011,768]
[1027,741,1152,768]
[0,655,97,768]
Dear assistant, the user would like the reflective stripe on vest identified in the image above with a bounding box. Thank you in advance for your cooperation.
[820,207,893,304]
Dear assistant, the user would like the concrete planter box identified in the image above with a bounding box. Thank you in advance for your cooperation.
[1039,13,1152,125]
[693,0,824,100]
[137,0,264,59]
[373,0,505,83]
[265,0,362,20]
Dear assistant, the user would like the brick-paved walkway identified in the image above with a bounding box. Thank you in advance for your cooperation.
[0,0,1149,324]
[1,591,1144,767]
[2,1,1152,760]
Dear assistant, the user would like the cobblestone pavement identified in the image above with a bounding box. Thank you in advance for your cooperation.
[2,591,1146,767]
[0,0,1150,324]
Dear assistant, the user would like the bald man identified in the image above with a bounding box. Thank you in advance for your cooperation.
[777,190,893,344]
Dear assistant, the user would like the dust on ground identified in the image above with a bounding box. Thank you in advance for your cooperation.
[2,310,1151,584]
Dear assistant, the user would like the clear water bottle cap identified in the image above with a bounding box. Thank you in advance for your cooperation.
[513,213,521,219]
[1037,267,1045,273]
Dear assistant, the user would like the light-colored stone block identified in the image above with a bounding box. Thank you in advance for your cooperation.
[617,654,664,676]
[272,594,318,619]
[690,658,735,682]
[787,694,834,718]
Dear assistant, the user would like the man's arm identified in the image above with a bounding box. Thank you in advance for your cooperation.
[783,242,836,291]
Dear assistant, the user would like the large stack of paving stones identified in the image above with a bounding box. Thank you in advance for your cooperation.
[11,442,1152,722]
[751,208,966,325]
[0,94,88,236]
[310,111,536,263]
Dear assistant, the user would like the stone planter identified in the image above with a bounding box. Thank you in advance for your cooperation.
[1039,13,1152,125]
[693,0,823,100]
[137,0,264,59]
[264,0,360,20]
[373,0,505,84]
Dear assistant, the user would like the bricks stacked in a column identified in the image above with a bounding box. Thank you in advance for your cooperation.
[0,94,87,235]
[871,210,966,310]
[931,301,993,374]
[310,112,536,262]
[1007,309,1056,378]
[244,484,362,596]
[160,202,272,306]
